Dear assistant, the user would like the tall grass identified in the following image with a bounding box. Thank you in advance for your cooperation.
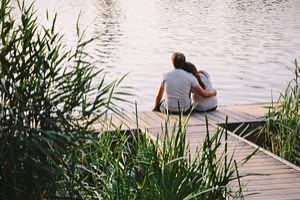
[0,0,245,199]
[0,0,128,198]
[260,59,300,165]
[67,115,244,199]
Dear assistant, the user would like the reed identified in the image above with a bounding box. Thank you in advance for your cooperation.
[63,114,245,199]
[0,0,245,199]
[260,59,300,165]
[0,0,129,198]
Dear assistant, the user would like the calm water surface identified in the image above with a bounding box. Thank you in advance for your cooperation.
[32,0,300,111]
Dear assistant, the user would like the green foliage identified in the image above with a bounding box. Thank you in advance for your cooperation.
[0,0,244,199]
[69,116,243,199]
[261,59,300,165]
[0,0,127,198]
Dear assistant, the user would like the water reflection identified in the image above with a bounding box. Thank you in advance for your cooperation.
[94,0,122,66]
[29,0,300,111]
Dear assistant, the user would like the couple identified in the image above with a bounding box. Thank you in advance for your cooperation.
[153,52,217,114]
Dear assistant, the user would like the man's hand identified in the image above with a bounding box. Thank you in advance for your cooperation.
[212,89,217,96]
[192,85,217,98]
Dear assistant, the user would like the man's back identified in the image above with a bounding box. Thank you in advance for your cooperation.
[163,68,198,112]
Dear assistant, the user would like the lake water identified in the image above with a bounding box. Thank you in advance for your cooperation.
[29,0,300,111]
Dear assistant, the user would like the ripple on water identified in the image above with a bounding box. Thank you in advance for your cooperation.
[29,0,300,111]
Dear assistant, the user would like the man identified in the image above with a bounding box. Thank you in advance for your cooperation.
[153,52,217,113]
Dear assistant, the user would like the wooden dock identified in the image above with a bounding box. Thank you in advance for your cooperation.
[95,103,300,200]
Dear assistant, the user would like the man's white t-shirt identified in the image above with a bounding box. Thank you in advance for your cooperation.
[162,68,199,112]
[192,70,218,111]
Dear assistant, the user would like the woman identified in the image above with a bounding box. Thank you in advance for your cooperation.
[153,53,217,114]
[184,62,218,112]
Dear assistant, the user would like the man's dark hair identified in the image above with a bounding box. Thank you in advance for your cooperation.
[172,52,186,69]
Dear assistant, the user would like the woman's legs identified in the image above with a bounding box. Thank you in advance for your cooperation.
[154,100,192,115]
[193,106,217,113]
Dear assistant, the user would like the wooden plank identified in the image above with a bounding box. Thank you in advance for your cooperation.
[245,194,300,200]
[127,112,151,129]
[109,113,123,128]
[205,110,240,124]
[152,111,181,127]
[240,172,300,181]
[113,112,137,129]
[221,103,270,118]
[141,112,165,127]
[100,104,300,200]
[221,107,258,121]
[135,112,159,128]
[100,113,125,130]
[216,108,244,122]
[189,113,208,124]
[181,115,203,126]
[233,176,300,186]
[236,182,300,191]
[206,110,230,124]
[243,187,300,196]
[238,163,296,171]
[239,159,289,167]
[139,112,162,128]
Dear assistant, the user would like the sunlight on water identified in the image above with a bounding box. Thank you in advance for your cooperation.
[28,0,300,111]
